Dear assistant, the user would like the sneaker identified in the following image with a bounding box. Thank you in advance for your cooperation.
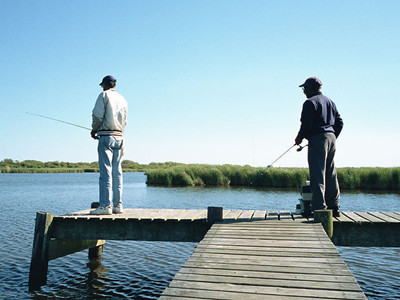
[328,207,341,218]
[332,209,341,218]
[90,206,112,215]
[113,204,123,214]
[301,210,314,218]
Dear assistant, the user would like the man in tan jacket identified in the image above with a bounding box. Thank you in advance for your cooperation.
[90,75,128,215]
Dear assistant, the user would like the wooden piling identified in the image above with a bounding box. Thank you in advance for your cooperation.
[29,212,54,291]
[89,244,103,259]
[314,209,333,238]
[207,207,223,224]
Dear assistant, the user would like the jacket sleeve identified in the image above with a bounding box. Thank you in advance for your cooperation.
[92,92,106,131]
[333,110,344,138]
[296,100,315,140]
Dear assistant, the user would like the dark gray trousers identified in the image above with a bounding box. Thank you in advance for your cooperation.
[308,132,340,211]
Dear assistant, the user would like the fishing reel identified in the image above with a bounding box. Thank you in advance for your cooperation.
[296,144,308,152]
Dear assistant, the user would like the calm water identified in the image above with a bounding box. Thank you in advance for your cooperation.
[0,172,399,299]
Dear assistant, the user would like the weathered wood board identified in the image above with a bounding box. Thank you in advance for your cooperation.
[161,221,367,299]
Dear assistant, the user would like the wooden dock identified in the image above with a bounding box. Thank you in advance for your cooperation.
[161,221,366,299]
[29,207,400,296]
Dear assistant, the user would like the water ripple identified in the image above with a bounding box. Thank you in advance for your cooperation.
[338,247,400,300]
[1,173,400,299]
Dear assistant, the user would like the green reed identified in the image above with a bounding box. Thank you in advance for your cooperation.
[337,167,400,190]
[146,164,400,190]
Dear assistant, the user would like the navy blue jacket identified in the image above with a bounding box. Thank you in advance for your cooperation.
[297,93,343,140]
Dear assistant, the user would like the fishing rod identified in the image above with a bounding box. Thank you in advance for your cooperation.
[26,112,91,131]
[248,142,308,186]
[266,144,296,168]
[261,143,308,171]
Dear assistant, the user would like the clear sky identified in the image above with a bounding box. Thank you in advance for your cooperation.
[1,0,399,168]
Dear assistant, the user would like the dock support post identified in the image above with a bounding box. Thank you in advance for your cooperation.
[29,212,54,291]
[89,202,103,259]
[89,244,103,259]
[207,206,223,225]
[314,209,333,238]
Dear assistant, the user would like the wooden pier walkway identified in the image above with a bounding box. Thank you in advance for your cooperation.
[160,220,366,299]
[29,207,400,296]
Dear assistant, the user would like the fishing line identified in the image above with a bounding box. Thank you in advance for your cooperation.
[26,112,91,131]
[249,143,307,186]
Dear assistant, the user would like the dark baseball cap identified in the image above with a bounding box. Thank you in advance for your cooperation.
[299,77,322,88]
[100,75,117,86]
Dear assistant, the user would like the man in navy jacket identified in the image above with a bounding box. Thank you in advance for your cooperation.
[295,77,344,217]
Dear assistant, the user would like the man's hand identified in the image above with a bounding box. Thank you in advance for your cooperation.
[295,136,302,145]
[91,130,99,140]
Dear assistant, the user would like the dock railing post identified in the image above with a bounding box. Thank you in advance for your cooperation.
[29,212,54,291]
[314,209,333,239]
[207,206,223,225]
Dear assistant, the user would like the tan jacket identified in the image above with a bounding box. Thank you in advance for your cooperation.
[92,88,128,135]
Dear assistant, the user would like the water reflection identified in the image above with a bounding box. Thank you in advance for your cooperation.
[86,257,110,296]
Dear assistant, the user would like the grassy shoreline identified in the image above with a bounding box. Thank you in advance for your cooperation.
[1,159,399,191]
[145,164,400,191]
[0,159,154,174]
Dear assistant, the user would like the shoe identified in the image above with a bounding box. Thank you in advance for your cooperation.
[301,210,314,218]
[328,207,341,218]
[90,206,112,215]
[113,204,123,214]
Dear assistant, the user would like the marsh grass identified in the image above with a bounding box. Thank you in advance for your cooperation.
[146,164,400,190]
[337,167,400,190]
[0,159,145,173]
[146,164,310,188]
[2,159,399,191]
[0,168,89,173]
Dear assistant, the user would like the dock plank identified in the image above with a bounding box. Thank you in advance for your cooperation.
[172,272,362,291]
[252,210,266,220]
[222,209,231,219]
[223,210,243,220]
[160,287,331,299]
[191,247,339,258]
[334,212,354,223]
[381,212,400,222]
[266,211,279,220]
[182,260,352,276]
[165,280,366,299]
[194,243,339,254]
[355,212,386,223]
[237,209,254,220]
[371,212,400,223]
[342,212,370,223]
[177,209,207,220]
[279,211,293,220]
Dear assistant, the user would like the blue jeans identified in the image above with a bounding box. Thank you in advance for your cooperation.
[308,132,340,211]
[98,136,123,208]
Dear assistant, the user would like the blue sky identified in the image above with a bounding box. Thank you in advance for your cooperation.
[1,0,399,167]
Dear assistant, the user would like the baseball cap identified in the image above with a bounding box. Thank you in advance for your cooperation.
[100,75,117,86]
[299,77,322,88]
